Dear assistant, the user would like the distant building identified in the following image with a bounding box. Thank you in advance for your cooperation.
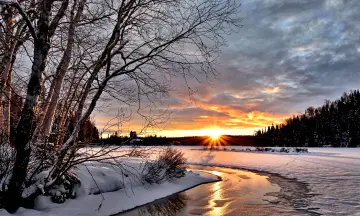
[130,131,137,139]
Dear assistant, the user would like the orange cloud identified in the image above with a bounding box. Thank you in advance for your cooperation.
[93,89,292,137]
[262,86,280,94]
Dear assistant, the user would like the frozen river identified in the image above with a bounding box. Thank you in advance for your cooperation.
[118,165,318,216]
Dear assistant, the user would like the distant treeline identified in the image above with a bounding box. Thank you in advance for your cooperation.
[256,90,360,147]
[100,134,269,146]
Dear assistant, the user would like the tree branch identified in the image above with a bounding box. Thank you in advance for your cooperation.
[11,2,37,41]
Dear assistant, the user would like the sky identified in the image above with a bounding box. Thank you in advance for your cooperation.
[94,0,360,137]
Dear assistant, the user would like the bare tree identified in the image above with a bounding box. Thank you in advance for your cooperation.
[0,0,241,212]
[1,0,70,211]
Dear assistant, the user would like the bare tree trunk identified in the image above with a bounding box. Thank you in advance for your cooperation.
[4,40,48,213]
[3,44,19,140]
[33,74,57,138]
[4,1,58,212]
[0,11,13,134]
[54,75,83,146]
[4,70,12,138]
[42,0,86,137]
[50,78,107,180]
[0,57,13,133]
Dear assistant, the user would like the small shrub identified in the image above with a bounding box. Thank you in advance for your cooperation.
[142,148,186,184]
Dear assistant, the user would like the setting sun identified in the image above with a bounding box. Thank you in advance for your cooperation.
[201,128,226,140]
[210,133,221,141]
[201,128,229,148]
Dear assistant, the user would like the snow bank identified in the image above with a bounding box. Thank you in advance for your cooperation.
[181,147,360,216]
[193,146,312,154]
[0,157,218,216]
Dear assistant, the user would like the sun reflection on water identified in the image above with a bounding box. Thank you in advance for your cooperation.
[208,171,227,216]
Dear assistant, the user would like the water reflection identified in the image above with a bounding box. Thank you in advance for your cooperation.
[117,165,317,216]
[202,167,281,216]
[210,179,225,216]
[119,194,188,216]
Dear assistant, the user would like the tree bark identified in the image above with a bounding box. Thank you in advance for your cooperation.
[4,70,12,138]
[4,1,54,212]
[0,9,14,134]
[33,73,57,138]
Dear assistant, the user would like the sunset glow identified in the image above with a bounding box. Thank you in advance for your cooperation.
[93,0,360,138]
[95,110,288,137]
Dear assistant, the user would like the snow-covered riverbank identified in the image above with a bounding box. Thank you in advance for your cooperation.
[0,157,218,216]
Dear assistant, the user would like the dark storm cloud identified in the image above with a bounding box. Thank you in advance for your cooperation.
[204,0,360,114]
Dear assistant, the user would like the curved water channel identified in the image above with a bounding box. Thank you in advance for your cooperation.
[116,165,319,216]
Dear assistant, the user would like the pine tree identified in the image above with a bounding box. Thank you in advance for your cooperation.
[260,90,360,147]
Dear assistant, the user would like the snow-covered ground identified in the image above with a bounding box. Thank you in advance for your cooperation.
[1,146,359,216]
[179,146,360,216]
[0,157,217,216]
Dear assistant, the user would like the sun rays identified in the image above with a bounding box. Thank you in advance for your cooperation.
[164,127,238,147]
[210,134,220,141]
[209,132,222,141]
[200,128,230,148]
[206,135,227,149]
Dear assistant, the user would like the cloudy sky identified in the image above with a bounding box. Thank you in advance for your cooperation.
[95,0,360,137]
